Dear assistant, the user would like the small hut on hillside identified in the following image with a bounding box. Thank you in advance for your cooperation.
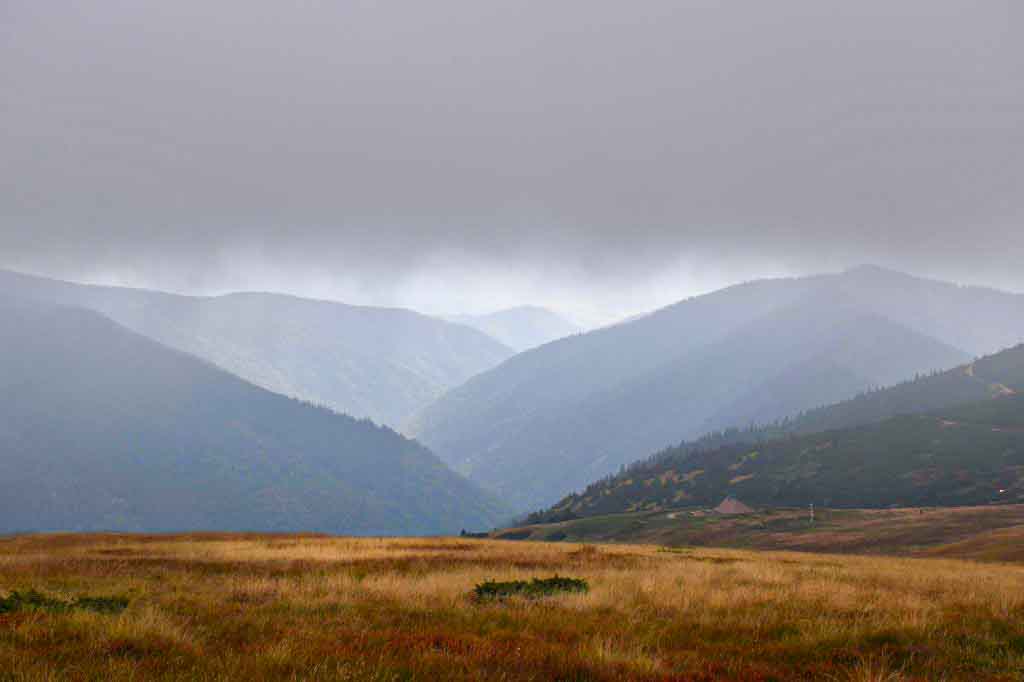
[714,496,754,515]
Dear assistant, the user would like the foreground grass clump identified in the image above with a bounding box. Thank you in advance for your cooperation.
[0,589,128,615]
[1,533,1024,680]
[473,575,588,601]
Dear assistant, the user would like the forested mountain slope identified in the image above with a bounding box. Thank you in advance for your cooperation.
[531,345,1024,522]
[775,342,1024,435]
[533,394,1024,520]
[0,298,506,535]
[411,272,987,510]
[0,269,512,429]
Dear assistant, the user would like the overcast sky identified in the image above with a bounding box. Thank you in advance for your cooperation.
[2,1,1021,323]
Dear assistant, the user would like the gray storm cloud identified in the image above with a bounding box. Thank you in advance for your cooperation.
[1,0,1021,317]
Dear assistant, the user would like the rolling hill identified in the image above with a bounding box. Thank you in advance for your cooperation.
[0,297,507,535]
[410,268,1012,511]
[529,346,1024,523]
[447,306,581,351]
[0,269,512,430]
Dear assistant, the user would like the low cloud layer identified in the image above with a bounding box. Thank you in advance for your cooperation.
[2,1,1021,320]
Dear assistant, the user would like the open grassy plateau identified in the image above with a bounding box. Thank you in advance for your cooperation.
[498,505,1024,561]
[2,534,1024,680]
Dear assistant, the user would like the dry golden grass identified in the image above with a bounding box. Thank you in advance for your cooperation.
[500,504,1024,560]
[2,534,1024,680]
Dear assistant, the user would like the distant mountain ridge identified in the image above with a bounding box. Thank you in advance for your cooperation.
[448,306,581,351]
[0,297,507,535]
[529,344,1024,523]
[0,269,513,429]
[825,265,1024,357]
[410,267,1024,512]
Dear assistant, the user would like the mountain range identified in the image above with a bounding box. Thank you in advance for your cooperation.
[0,297,506,535]
[0,269,512,429]
[410,266,1024,511]
[5,264,1024,534]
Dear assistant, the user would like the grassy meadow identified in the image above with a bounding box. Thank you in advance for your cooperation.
[497,504,1024,560]
[2,534,1024,681]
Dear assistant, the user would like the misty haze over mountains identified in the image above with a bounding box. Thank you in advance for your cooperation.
[411,266,1024,511]
[0,269,513,430]
[0,296,506,535]
[4,1,1022,313]
[3,264,1024,532]
[447,307,581,352]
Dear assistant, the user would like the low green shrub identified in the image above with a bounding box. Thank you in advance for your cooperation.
[0,590,128,615]
[472,575,588,601]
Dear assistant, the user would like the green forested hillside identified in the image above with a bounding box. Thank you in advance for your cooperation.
[0,298,506,535]
[413,268,1024,512]
[776,343,1024,434]
[533,403,1024,523]
[413,280,975,511]
[416,267,1024,515]
[531,388,1024,523]
[662,342,1024,455]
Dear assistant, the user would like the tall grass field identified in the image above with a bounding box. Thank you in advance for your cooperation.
[2,534,1023,680]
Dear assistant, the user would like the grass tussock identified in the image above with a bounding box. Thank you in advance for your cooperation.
[1,533,1023,680]
[472,575,588,601]
[0,589,128,615]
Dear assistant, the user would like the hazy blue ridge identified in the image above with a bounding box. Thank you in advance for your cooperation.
[0,268,513,431]
[412,267,1024,512]
[0,296,508,535]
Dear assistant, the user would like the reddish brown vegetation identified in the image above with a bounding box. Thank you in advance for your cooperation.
[1,534,1023,680]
